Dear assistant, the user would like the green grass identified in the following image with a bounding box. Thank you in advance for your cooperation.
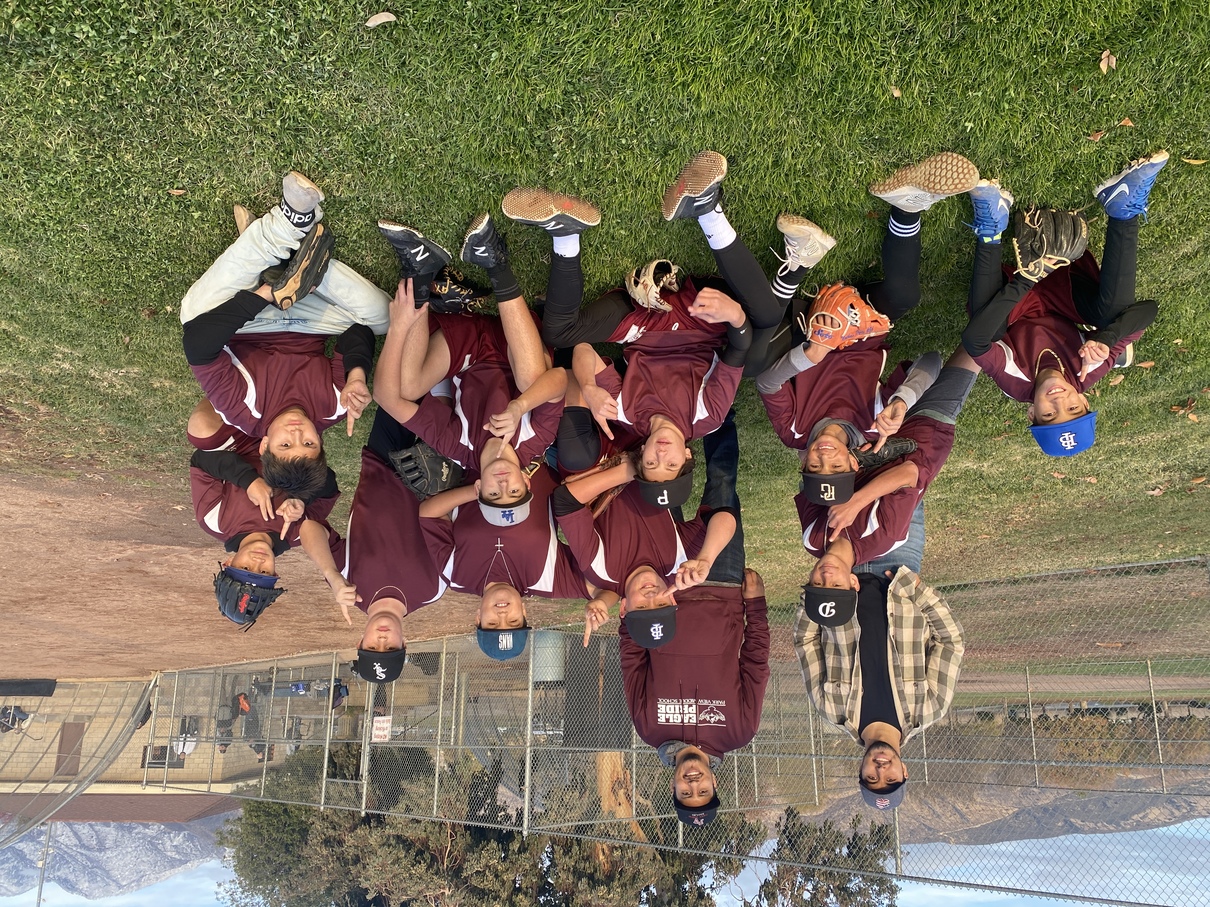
[1,0,1208,602]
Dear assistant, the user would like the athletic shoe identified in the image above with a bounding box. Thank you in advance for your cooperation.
[501,187,601,236]
[460,213,510,270]
[279,171,324,228]
[234,204,256,236]
[1112,341,1135,369]
[662,151,727,220]
[968,179,1014,240]
[271,221,334,309]
[1094,150,1169,220]
[377,221,451,302]
[775,213,836,273]
[428,266,492,315]
[869,152,980,212]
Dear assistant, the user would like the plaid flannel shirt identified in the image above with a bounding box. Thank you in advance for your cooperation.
[794,566,964,744]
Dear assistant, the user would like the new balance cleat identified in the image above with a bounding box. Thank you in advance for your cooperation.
[428,266,492,315]
[968,179,1014,240]
[869,152,980,213]
[1094,150,1169,220]
[501,188,601,236]
[460,213,510,270]
[775,213,836,273]
[662,151,727,220]
[377,221,451,303]
[271,221,334,310]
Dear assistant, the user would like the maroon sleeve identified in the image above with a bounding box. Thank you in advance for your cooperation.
[595,363,623,401]
[329,350,347,391]
[420,516,455,574]
[551,543,591,600]
[973,342,1032,402]
[618,621,652,741]
[759,384,804,450]
[848,490,916,566]
[516,397,564,464]
[676,509,711,559]
[554,505,608,588]
[694,360,743,437]
[190,358,258,436]
[739,594,771,717]
[189,467,228,543]
[404,395,472,466]
[304,488,341,525]
[794,491,829,558]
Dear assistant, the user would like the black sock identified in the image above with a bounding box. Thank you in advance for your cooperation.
[488,262,521,303]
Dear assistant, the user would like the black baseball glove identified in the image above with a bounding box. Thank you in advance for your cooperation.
[854,435,918,471]
[214,569,286,630]
[388,441,465,500]
[1012,208,1089,283]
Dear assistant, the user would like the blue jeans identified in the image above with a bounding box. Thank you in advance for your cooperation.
[856,500,925,576]
[701,409,745,584]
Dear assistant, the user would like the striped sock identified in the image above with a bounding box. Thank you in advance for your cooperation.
[772,267,808,302]
[888,208,922,238]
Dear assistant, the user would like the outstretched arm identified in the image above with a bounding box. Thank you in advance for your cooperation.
[371,280,424,425]
[299,519,359,625]
[484,366,568,444]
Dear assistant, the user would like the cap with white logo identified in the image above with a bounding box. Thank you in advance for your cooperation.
[800,585,857,627]
[477,626,530,661]
[354,646,407,684]
[1030,411,1096,457]
[636,472,694,510]
[800,470,856,506]
[861,779,905,810]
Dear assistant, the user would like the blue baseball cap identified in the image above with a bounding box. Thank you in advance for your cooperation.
[1030,411,1096,456]
[861,779,906,811]
[477,627,529,660]
[223,567,279,588]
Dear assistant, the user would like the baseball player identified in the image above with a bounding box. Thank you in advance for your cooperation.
[287,407,456,685]
[188,402,343,627]
[501,150,787,508]
[181,172,384,499]
[795,495,963,812]
[757,152,982,505]
[960,152,1167,456]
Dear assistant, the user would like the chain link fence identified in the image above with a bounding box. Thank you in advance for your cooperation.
[7,557,1205,905]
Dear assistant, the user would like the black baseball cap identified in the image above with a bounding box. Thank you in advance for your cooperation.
[800,585,857,627]
[636,472,694,509]
[624,605,677,648]
[477,627,529,660]
[674,791,720,826]
[354,648,407,684]
[860,779,906,811]
[799,470,856,506]
[478,492,533,526]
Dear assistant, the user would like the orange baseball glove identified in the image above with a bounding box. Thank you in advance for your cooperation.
[798,282,892,350]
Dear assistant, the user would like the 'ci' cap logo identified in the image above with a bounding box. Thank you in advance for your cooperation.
[498,632,514,650]
[817,602,836,618]
[819,483,836,502]
[1059,431,1078,450]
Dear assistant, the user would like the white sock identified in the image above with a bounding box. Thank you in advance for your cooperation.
[697,207,737,250]
[552,235,580,258]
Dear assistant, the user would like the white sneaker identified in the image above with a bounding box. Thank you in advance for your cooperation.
[869,152,980,213]
[775,213,836,273]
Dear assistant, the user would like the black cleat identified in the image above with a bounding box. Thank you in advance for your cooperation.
[377,221,451,303]
[460,213,510,270]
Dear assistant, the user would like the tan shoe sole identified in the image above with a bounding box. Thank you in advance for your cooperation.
[662,150,727,220]
[870,151,979,197]
[501,187,600,227]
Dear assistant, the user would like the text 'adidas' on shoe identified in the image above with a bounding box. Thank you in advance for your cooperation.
[501,188,601,236]
[1094,150,1169,220]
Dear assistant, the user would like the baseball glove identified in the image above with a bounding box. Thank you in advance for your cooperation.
[799,282,892,350]
[854,435,918,471]
[428,266,492,315]
[214,570,286,630]
[626,259,681,312]
[270,221,334,310]
[1012,208,1088,283]
[388,441,464,501]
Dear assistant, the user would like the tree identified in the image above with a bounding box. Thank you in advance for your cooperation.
[743,808,898,907]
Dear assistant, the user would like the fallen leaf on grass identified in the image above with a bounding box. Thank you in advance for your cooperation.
[1095,641,1123,648]
[1173,338,1183,344]
[172,505,186,511]
[168,188,186,196]
[890,85,902,98]
[365,11,396,27]
[140,307,156,319]
[1146,486,1167,496]
[1118,117,1134,127]
[1191,413,1200,422]
[1088,130,1105,142]
[1108,374,1125,386]
[1182,159,1207,165]
[1099,49,1116,73]
[1193,476,1207,484]
[1052,472,1066,479]
[1136,360,1155,368]
[1082,476,1098,483]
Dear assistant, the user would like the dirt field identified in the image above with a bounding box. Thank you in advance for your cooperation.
[0,473,580,680]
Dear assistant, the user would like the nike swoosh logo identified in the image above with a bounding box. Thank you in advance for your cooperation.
[1104,184,1129,204]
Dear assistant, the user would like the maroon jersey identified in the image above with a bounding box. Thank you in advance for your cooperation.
[190,461,338,550]
[430,466,588,600]
[334,448,449,614]
[555,484,711,594]
[759,340,889,449]
[187,423,263,459]
[620,585,770,758]
[190,332,348,437]
[604,276,728,350]
[431,310,546,374]
[404,369,561,473]
[976,255,1140,401]
[797,414,955,565]
[595,348,742,441]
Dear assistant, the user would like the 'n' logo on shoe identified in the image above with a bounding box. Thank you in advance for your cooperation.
[410,245,429,260]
